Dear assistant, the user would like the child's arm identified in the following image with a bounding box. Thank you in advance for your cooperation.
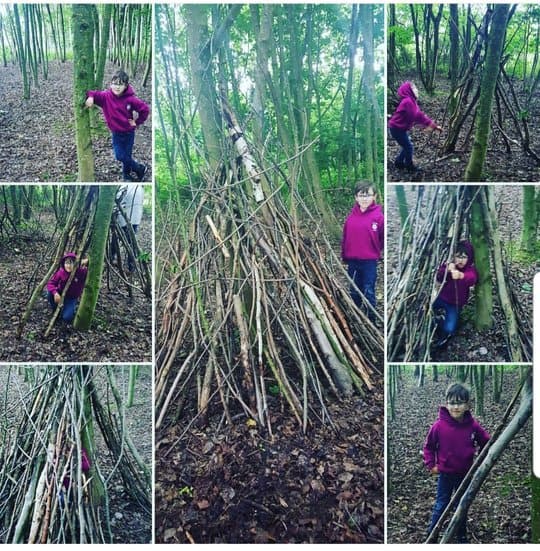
[130,97,150,126]
[475,422,491,449]
[86,90,106,107]
[423,423,439,472]
[461,266,478,286]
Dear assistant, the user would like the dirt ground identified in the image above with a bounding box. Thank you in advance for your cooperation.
[0,61,152,183]
[0,208,152,363]
[155,383,384,544]
[386,185,536,362]
[386,75,540,183]
[387,368,532,544]
[0,366,152,544]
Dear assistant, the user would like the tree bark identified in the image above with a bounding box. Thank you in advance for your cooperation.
[74,186,117,330]
[464,4,510,181]
[72,4,95,181]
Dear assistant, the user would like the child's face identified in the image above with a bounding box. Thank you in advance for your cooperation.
[453,252,468,269]
[411,83,419,98]
[355,189,375,212]
[111,81,127,96]
[64,258,74,273]
[447,399,469,421]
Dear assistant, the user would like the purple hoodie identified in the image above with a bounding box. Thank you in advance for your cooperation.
[388,81,434,132]
[47,253,88,299]
[423,406,490,475]
[436,240,478,307]
[341,203,384,261]
[87,85,149,133]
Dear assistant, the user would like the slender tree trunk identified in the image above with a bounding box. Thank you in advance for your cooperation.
[74,186,117,330]
[72,4,95,182]
[521,185,537,253]
[470,188,492,329]
[185,5,222,172]
[464,4,510,181]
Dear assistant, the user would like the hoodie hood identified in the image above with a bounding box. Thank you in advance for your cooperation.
[397,81,417,100]
[61,252,77,266]
[351,202,382,216]
[438,405,473,427]
[457,240,475,267]
[115,84,135,98]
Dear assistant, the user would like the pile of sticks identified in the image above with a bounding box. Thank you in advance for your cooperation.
[0,367,150,543]
[156,101,383,435]
[387,185,532,362]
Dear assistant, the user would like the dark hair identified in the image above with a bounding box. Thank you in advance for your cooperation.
[455,243,469,257]
[446,382,470,403]
[354,181,376,196]
[111,70,129,86]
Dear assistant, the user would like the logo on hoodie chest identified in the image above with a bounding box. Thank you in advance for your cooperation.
[371,222,379,231]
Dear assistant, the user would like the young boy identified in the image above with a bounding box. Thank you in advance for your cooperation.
[432,240,478,347]
[424,383,490,543]
[85,70,150,182]
[46,253,88,323]
[388,81,442,173]
[341,181,384,317]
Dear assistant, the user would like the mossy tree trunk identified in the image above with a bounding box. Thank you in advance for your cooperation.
[74,186,117,330]
[464,4,510,181]
[470,188,493,330]
[72,4,95,182]
[521,185,537,253]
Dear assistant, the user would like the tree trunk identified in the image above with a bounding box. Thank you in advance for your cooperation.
[464,4,510,181]
[185,5,222,172]
[72,4,95,182]
[470,188,492,329]
[521,185,537,253]
[74,186,117,330]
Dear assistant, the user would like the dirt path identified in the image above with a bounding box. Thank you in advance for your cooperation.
[0,61,152,183]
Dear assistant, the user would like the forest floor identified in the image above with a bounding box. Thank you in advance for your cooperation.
[387,75,540,183]
[0,366,152,544]
[387,369,532,544]
[0,61,152,183]
[0,210,152,362]
[155,382,384,544]
[386,185,536,363]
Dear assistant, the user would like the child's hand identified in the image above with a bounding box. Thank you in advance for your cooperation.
[430,466,439,474]
[450,270,464,280]
[448,262,456,272]
[85,97,94,108]
[128,119,137,127]
[54,292,61,304]
[81,258,89,267]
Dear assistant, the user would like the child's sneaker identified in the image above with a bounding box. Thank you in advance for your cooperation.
[137,164,149,181]
[434,334,451,348]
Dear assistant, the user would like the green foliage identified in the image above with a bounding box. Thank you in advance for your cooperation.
[155,4,384,217]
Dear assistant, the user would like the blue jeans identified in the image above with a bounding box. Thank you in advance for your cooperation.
[347,259,377,312]
[433,297,460,337]
[389,126,414,168]
[112,131,143,179]
[48,291,78,323]
[428,472,467,542]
